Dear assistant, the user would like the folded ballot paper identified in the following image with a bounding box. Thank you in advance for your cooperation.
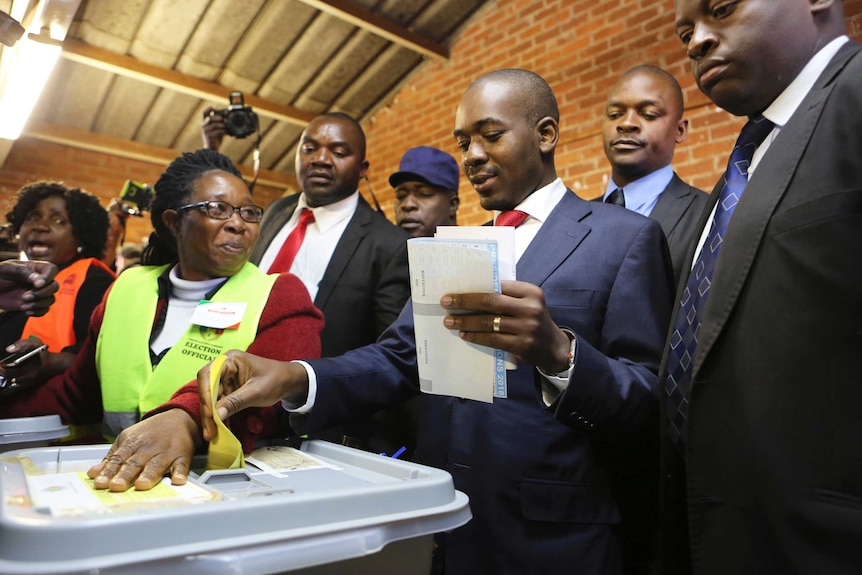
[407,226,516,403]
[206,354,245,470]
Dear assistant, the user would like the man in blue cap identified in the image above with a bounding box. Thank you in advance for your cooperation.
[390,146,460,238]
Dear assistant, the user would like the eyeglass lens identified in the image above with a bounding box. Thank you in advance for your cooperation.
[203,201,263,222]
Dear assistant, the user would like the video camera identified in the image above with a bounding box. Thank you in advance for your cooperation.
[211,91,259,139]
[119,180,154,217]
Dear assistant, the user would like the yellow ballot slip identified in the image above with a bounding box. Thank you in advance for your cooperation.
[206,354,245,470]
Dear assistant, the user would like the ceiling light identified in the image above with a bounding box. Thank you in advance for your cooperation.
[0,0,82,141]
[0,29,61,139]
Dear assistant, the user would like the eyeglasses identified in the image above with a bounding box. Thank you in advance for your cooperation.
[176,201,264,223]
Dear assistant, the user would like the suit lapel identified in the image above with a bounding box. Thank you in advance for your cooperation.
[517,190,591,285]
[649,173,692,239]
[692,43,859,376]
[249,195,299,264]
[314,195,372,308]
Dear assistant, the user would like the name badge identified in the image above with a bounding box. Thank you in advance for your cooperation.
[190,301,247,330]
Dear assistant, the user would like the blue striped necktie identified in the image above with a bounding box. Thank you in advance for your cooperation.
[664,115,775,446]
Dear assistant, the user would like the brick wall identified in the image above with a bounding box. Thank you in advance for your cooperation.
[364,0,862,226]
[1,0,860,239]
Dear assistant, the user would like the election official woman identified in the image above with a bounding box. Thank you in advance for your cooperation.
[0,149,322,443]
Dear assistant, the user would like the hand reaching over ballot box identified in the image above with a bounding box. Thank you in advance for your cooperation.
[198,350,310,443]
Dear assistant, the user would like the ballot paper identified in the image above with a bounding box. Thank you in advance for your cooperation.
[436,225,518,371]
[435,225,516,281]
[206,354,245,470]
[407,235,509,403]
[246,445,340,474]
[26,471,214,517]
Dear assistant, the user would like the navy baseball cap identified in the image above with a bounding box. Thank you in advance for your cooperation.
[389,146,459,194]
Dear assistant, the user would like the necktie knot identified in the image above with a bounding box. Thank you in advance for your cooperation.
[495,210,529,227]
[728,115,775,181]
[296,207,315,227]
[605,188,625,207]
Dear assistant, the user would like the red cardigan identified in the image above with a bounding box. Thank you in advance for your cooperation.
[0,272,323,450]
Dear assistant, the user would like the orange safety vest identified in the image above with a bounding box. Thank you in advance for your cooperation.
[21,258,116,352]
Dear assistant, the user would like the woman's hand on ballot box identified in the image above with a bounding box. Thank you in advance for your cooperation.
[87,409,201,492]
[86,350,308,492]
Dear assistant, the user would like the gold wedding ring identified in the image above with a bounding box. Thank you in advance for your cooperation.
[493,316,502,333]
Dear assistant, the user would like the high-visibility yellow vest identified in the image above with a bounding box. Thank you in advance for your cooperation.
[95,262,276,437]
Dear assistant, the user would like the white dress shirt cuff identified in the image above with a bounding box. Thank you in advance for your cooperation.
[280,360,317,413]
[536,330,577,406]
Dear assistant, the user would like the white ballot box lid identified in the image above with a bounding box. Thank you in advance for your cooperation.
[0,415,69,451]
[0,440,471,575]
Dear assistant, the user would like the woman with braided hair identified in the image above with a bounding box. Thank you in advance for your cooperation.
[0,149,322,444]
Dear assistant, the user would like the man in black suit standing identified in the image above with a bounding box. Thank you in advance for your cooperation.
[249,113,409,356]
[601,65,708,285]
[207,111,411,452]
[662,1,862,574]
[599,65,709,574]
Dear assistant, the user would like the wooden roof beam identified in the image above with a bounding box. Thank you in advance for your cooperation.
[22,120,298,189]
[59,38,316,127]
[295,0,449,61]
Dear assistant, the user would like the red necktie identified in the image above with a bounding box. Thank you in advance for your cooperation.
[495,210,529,227]
[269,208,315,273]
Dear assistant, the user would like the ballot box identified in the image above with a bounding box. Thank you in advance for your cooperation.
[0,415,69,453]
[0,440,471,575]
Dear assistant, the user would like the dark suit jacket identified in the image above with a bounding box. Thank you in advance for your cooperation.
[251,193,412,452]
[596,174,708,287]
[590,176,706,574]
[250,193,410,356]
[649,174,709,287]
[661,41,862,575]
[300,190,675,574]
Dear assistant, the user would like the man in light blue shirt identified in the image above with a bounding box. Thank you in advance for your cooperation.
[601,65,707,285]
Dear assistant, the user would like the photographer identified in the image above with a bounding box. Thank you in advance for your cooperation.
[201,93,259,152]
[201,106,227,152]
[101,199,130,272]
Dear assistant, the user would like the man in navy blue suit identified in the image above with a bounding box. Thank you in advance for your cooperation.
[95,69,674,575]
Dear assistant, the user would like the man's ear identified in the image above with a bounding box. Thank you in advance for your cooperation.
[809,0,835,15]
[676,118,690,144]
[537,117,559,154]
[449,193,460,219]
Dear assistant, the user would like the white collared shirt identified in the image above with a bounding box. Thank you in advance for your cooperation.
[495,177,567,262]
[692,36,849,263]
[257,191,359,302]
